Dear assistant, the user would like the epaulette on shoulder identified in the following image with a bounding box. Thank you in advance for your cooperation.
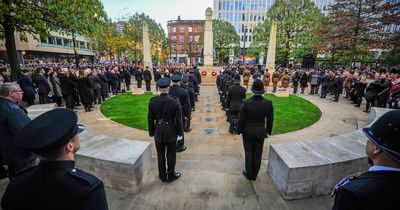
[68,168,100,186]
[331,175,358,197]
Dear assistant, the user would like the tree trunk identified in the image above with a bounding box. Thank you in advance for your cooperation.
[72,33,80,68]
[2,21,19,81]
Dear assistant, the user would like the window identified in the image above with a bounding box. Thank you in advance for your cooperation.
[56,37,63,46]
[235,1,238,10]
[40,37,47,44]
[249,35,252,42]
[63,39,71,47]
[189,35,193,42]
[179,26,184,33]
[48,37,55,44]
[188,27,193,32]
[194,35,200,42]
[194,26,199,32]
[79,41,85,49]
[173,27,176,33]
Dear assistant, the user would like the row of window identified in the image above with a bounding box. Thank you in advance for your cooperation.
[219,12,266,23]
[168,25,203,33]
[40,36,91,50]
[233,23,257,34]
[218,0,274,11]
[171,45,202,54]
[169,35,201,43]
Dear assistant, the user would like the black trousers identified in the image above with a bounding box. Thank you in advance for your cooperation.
[145,81,151,91]
[23,95,35,106]
[293,83,299,94]
[38,94,48,104]
[320,86,328,98]
[93,89,101,104]
[242,134,265,180]
[63,94,74,109]
[137,80,142,88]
[155,141,176,179]
[229,111,239,133]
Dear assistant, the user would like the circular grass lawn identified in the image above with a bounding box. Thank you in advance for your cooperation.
[101,93,321,135]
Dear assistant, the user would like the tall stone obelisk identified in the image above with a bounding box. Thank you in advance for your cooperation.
[266,22,277,76]
[203,7,213,66]
[143,22,152,69]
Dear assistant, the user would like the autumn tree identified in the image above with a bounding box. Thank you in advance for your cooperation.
[0,0,106,80]
[252,0,323,65]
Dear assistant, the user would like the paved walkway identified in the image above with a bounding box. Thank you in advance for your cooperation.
[0,85,369,210]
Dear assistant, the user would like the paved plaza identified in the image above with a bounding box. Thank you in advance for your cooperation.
[0,85,369,209]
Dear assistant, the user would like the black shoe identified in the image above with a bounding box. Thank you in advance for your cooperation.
[176,146,187,153]
[242,170,252,181]
[159,175,168,183]
[184,128,192,132]
[363,110,370,113]
[167,172,181,183]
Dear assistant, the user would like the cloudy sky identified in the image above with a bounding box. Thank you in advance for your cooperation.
[101,0,213,32]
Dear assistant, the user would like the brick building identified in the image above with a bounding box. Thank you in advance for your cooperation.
[167,16,204,65]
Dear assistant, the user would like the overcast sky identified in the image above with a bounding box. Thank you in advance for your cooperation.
[101,0,213,32]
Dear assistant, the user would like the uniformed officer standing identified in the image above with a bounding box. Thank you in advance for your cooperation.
[271,71,280,92]
[169,73,190,152]
[263,69,270,91]
[332,110,400,210]
[237,79,274,180]
[181,76,194,132]
[226,74,246,134]
[1,108,108,210]
[148,78,183,183]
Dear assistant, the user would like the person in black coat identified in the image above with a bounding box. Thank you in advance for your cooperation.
[332,74,344,102]
[188,69,199,101]
[108,70,119,95]
[122,68,131,91]
[320,73,333,99]
[143,67,152,91]
[88,70,102,105]
[169,73,190,152]
[291,71,300,94]
[135,68,144,89]
[353,77,368,107]
[33,68,51,104]
[180,76,195,132]
[59,68,77,110]
[226,74,246,134]
[1,108,108,210]
[148,78,183,183]
[18,70,37,106]
[77,70,94,112]
[154,69,162,91]
[98,69,109,101]
[237,79,274,180]
[193,66,201,95]
[299,70,309,94]
[332,110,400,210]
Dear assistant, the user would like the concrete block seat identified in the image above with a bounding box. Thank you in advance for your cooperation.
[267,107,392,199]
[26,105,152,194]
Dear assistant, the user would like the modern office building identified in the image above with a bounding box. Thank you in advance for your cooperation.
[0,31,95,65]
[115,21,126,34]
[213,0,334,49]
[167,16,204,65]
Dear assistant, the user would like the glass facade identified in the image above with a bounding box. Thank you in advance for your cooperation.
[214,0,333,47]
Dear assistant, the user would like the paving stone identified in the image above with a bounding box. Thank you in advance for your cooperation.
[200,128,219,135]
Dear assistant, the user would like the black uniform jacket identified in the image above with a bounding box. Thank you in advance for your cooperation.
[237,95,274,137]
[332,171,400,210]
[226,83,246,112]
[59,73,76,96]
[148,93,183,143]
[143,70,152,82]
[169,85,191,118]
[33,74,51,95]
[1,160,108,210]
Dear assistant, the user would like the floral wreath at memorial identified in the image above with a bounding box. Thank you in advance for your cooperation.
[201,70,207,76]
[211,71,217,76]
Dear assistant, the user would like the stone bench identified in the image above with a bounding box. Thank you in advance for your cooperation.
[26,105,152,194]
[76,131,151,194]
[27,103,57,119]
[267,107,392,199]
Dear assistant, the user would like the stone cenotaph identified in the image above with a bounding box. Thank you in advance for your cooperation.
[201,7,219,84]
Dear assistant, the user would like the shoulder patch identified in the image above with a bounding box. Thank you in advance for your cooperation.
[331,175,357,197]
[68,168,100,186]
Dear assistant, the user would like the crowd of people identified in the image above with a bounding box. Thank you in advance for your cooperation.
[217,64,400,113]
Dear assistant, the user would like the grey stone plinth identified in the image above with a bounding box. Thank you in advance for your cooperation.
[27,103,57,119]
[76,131,151,194]
[267,107,393,200]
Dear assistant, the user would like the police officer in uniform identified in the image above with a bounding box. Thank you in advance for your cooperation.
[1,108,108,210]
[237,79,274,180]
[169,73,190,152]
[148,78,183,183]
[332,110,400,210]
[226,74,246,134]
[181,76,194,132]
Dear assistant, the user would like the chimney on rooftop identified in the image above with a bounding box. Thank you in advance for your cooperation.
[177,16,181,21]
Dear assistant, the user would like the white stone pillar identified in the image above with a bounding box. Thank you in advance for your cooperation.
[203,7,214,66]
[143,22,152,69]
